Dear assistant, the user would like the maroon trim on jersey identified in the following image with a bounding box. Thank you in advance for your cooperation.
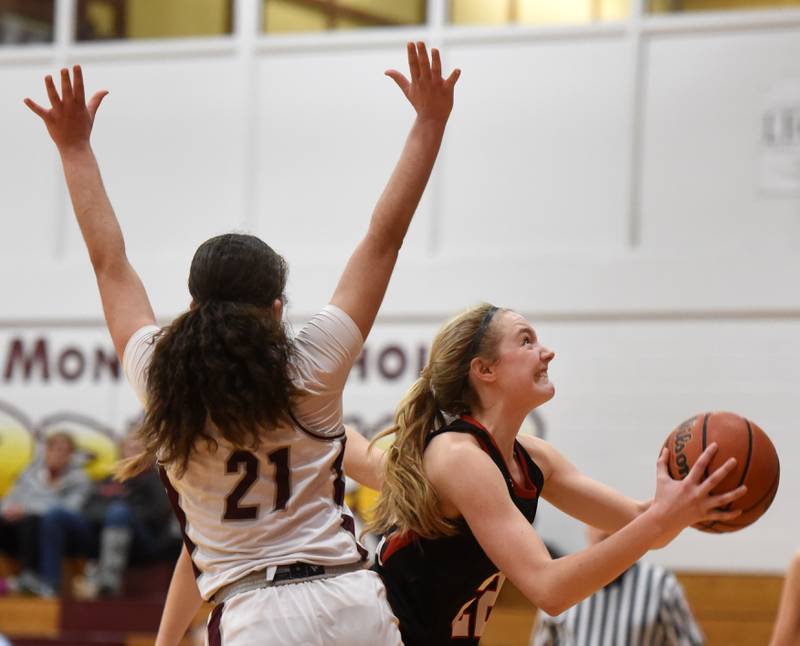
[380,530,417,564]
[207,602,224,646]
[341,512,369,560]
[460,416,538,499]
[511,443,539,500]
[158,465,202,579]
[288,408,346,441]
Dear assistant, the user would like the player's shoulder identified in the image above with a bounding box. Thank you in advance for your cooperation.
[424,430,503,489]
[425,428,485,465]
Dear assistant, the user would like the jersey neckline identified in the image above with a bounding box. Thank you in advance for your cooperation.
[459,415,539,499]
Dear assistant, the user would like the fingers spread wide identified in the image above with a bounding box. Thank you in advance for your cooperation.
[687,442,717,483]
[406,41,420,82]
[44,74,61,108]
[60,67,74,101]
[23,98,48,119]
[73,65,86,104]
[431,47,442,78]
[416,41,431,79]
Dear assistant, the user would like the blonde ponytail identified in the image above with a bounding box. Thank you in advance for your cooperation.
[367,304,504,539]
[367,376,455,539]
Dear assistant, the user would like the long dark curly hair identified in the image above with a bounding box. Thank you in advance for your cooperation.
[119,233,296,478]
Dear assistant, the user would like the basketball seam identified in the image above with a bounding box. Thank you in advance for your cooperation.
[664,440,676,480]
[718,417,755,514]
[741,468,780,514]
[701,413,710,481]
[714,471,780,528]
[737,419,753,489]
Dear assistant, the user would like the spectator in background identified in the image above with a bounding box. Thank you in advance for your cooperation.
[531,525,704,646]
[0,431,92,597]
[75,429,178,599]
[769,548,800,646]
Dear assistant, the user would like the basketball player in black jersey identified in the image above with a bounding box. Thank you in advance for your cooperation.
[365,304,748,646]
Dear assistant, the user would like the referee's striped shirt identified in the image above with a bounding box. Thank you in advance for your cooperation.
[530,561,704,646]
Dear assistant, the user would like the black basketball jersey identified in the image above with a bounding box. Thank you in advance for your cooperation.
[373,416,544,646]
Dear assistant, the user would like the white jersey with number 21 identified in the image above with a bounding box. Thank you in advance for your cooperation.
[123,304,366,601]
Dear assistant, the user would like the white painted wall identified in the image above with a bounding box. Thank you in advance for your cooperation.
[1,3,799,571]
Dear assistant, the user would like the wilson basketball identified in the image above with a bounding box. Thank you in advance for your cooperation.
[663,412,780,533]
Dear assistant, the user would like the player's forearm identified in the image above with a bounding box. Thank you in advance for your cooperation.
[59,144,127,273]
[528,508,664,616]
[366,117,446,251]
[155,546,203,646]
[344,426,384,490]
[546,479,648,535]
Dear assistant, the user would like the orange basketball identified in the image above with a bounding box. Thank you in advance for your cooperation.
[662,412,780,533]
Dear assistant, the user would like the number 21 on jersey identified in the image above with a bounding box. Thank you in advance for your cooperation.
[222,444,346,521]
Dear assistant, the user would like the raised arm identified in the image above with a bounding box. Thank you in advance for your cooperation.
[331,42,460,339]
[427,438,746,616]
[25,66,155,360]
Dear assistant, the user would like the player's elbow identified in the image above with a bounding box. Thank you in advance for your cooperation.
[523,582,567,617]
[89,243,127,276]
[365,224,405,255]
[535,593,570,618]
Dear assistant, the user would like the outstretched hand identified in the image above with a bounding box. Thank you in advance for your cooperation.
[24,65,108,152]
[385,41,460,123]
[650,443,747,539]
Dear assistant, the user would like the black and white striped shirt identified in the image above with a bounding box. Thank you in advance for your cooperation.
[531,562,704,646]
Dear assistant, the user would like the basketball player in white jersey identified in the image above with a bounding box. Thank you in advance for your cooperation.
[25,42,460,645]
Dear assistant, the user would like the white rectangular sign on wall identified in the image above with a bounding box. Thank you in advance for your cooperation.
[760,78,800,196]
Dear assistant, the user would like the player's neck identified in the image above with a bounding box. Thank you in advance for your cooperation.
[468,403,525,461]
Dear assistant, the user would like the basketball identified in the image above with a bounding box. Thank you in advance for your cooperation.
[663,412,780,533]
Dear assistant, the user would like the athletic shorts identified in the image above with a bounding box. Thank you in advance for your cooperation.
[206,569,402,645]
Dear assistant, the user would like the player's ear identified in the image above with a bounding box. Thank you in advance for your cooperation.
[469,357,496,384]
[272,298,283,320]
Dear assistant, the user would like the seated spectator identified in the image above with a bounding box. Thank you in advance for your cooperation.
[0,431,92,597]
[769,548,800,646]
[74,429,178,599]
[530,525,704,646]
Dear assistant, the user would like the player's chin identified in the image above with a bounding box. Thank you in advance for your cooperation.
[531,383,555,406]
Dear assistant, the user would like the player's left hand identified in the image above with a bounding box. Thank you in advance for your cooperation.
[385,41,460,124]
[24,65,108,152]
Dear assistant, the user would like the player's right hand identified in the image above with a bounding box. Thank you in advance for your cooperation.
[24,65,108,152]
[650,444,748,536]
[385,42,460,124]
